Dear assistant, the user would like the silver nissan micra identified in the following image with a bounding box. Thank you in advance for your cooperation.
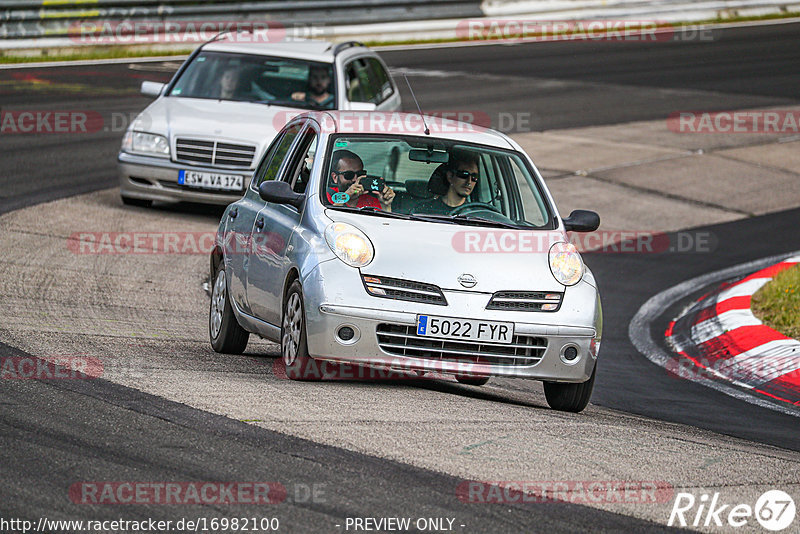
[209,111,602,412]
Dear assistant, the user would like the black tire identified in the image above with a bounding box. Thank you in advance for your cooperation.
[209,266,249,354]
[455,375,490,386]
[282,281,319,380]
[121,195,152,208]
[543,366,596,413]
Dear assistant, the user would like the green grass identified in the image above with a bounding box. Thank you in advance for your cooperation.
[0,47,192,64]
[752,264,800,340]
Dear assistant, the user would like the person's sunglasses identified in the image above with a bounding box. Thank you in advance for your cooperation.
[334,170,367,181]
[453,169,479,183]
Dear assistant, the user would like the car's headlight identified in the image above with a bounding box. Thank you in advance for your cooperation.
[549,241,584,286]
[121,131,170,158]
[325,222,374,268]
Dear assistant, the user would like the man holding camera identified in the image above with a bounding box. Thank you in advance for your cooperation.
[327,150,395,211]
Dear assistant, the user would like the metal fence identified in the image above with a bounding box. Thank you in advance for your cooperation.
[0,0,484,40]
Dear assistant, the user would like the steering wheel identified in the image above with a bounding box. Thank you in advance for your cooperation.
[450,202,503,216]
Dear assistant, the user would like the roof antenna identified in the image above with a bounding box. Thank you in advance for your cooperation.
[403,73,430,135]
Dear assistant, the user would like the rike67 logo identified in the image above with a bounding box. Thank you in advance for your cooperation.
[668,490,795,531]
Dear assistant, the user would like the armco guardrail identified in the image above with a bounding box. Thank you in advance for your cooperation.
[0,0,484,40]
[1,0,798,53]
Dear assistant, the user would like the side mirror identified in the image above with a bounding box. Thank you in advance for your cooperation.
[141,81,166,97]
[563,210,600,232]
[347,101,377,111]
[258,180,304,209]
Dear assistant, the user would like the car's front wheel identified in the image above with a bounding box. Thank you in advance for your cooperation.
[282,281,318,380]
[543,366,596,413]
[209,267,249,354]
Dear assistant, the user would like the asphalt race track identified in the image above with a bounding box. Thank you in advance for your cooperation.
[1,21,800,532]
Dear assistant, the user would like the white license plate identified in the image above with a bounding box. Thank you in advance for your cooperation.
[416,315,514,344]
[179,170,243,191]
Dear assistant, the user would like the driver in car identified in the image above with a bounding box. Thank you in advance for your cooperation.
[291,65,335,109]
[327,150,395,211]
[415,149,479,215]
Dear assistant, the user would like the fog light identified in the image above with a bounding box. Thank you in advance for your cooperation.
[560,344,580,365]
[337,326,355,341]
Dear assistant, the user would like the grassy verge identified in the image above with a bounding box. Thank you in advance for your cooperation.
[1,12,798,65]
[751,264,800,340]
[0,47,192,64]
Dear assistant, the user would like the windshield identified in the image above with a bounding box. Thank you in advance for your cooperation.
[320,136,553,228]
[168,51,336,110]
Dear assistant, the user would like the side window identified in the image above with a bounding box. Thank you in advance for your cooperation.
[345,59,379,104]
[367,58,394,102]
[251,132,284,188]
[288,133,318,194]
[252,123,302,189]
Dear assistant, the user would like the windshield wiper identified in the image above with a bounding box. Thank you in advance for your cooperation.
[253,99,327,110]
[326,206,414,220]
[412,213,522,229]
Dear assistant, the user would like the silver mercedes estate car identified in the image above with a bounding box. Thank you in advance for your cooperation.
[119,37,399,207]
[208,111,602,412]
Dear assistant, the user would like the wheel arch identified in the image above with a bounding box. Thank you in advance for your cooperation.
[282,267,301,309]
[210,245,224,277]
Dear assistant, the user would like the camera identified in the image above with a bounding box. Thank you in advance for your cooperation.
[364,175,385,192]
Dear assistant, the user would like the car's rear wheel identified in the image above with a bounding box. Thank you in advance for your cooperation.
[543,366,596,413]
[282,281,318,380]
[121,195,152,208]
[209,267,249,354]
[455,375,490,386]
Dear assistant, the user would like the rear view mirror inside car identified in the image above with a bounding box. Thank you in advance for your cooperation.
[408,148,449,164]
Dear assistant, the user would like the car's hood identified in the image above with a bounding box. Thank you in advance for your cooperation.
[325,210,568,293]
[134,96,302,149]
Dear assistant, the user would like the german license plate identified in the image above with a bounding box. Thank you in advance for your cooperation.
[179,170,243,191]
[416,315,514,344]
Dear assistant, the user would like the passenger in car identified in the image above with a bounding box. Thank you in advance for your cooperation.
[291,66,335,109]
[218,68,241,100]
[326,150,395,211]
[413,149,480,215]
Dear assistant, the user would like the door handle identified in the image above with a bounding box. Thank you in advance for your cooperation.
[255,218,265,230]
[229,207,238,219]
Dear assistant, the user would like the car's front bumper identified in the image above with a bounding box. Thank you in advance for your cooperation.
[301,260,601,382]
[118,152,252,205]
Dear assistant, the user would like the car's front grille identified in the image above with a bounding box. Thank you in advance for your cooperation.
[362,275,447,306]
[376,323,547,366]
[175,138,256,168]
[486,291,563,312]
